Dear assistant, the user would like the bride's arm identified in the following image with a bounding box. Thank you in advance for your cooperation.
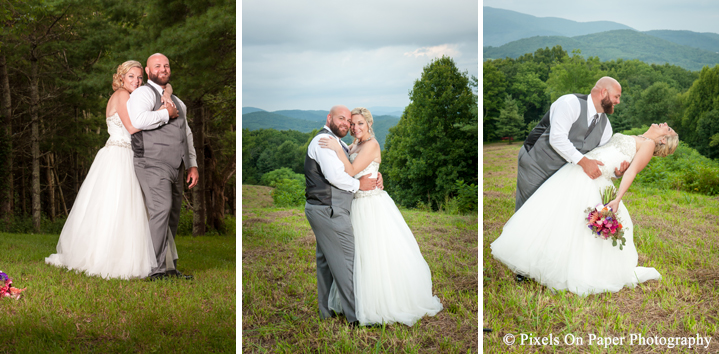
[606,140,655,211]
[159,83,174,110]
[115,91,140,134]
[319,137,379,176]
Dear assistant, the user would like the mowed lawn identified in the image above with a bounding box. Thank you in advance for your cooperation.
[483,142,719,353]
[0,231,236,353]
[242,185,478,353]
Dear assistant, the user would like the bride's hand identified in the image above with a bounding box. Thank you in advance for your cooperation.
[606,199,620,213]
[319,137,342,153]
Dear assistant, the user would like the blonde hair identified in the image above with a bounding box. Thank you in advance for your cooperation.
[654,134,679,157]
[112,60,143,91]
[350,107,375,145]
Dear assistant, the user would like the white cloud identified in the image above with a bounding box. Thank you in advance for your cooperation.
[404,44,461,58]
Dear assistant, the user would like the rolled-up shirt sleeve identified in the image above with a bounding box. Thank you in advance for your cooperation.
[549,95,585,164]
[307,134,359,193]
[127,86,170,130]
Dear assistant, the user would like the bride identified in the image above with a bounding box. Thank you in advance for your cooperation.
[46,60,175,279]
[491,123,678,296]
[319,107,443,326]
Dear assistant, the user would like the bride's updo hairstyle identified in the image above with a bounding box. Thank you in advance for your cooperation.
[350,107,375,145]
[654,134,679,157]
[112,60,143,91]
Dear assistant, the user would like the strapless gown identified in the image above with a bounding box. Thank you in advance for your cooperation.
[45,113,159,279]
[328,154,443,326]
[491,133,661,296]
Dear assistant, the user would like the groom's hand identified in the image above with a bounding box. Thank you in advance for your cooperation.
[186,167,199,189]
[358,174,377,191]
[578,157,604,179]
[376,172,384,190]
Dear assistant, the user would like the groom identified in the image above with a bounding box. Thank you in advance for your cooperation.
[516,76,629,212]
[127,53,199,280]
[304,105,378,327]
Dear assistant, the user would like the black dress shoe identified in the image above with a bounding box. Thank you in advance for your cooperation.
[167,270,194,280]
[147,273,168,281]
[516,274,527,283]
[348,321,360,329]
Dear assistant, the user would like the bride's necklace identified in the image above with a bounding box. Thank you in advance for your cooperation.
[357,137,373,145]
[638,135,650,141]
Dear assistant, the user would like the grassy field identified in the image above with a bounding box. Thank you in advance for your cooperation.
[242,185,478,353]
[0,232,236,353]
[483,142,719,353]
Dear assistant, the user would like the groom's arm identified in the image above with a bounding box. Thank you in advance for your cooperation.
[548,95,584,164]
[308,135,360,192]
[178,100,199,189]
[127,86,171,130]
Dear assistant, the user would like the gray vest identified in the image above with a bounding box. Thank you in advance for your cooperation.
[131,86,190,169]
[305,128,354,211]
[523,94,607,174]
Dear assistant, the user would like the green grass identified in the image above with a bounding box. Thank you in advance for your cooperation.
[242,185,478,353]
[483,142,719,353]
[0,232,236,353]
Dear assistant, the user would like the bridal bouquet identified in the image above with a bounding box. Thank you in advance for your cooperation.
[0,271,26,300]
[584,186,627,250]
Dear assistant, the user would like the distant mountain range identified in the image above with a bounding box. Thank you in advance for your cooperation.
[242,108,402,149]
[484,7,719,71]
[484,6,633,48]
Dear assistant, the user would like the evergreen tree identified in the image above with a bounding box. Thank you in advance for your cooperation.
[494,95,525,143]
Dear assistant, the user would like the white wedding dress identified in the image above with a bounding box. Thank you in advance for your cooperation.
[491,133,661,296]
[328,154,443,326]
[45,113,158,279]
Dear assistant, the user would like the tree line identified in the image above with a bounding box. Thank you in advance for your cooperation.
[0,0,236,234]
[483,46,719,160]
[243,57,478,214]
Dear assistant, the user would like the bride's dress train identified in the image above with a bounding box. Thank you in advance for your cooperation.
[328,154,443,326]
[491,134,661,296]
[45,113,157,279]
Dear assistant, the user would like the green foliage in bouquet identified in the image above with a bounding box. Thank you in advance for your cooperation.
[585,186,627,250]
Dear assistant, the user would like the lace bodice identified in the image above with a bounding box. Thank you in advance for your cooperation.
[105,113,132,149]
[584,133,636,180]
[350,153,382,198]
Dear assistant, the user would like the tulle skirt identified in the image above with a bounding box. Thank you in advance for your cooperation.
[45,145,157,279]
[491,163,661,296]
[330,190,443,326]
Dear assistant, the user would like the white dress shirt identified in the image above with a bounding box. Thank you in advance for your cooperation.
[306,126,359,193]
[127,80,198,168]
[549,94,613,164]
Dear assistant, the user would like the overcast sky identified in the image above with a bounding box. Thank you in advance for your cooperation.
[482,0,719,34]
[241,0,478,112]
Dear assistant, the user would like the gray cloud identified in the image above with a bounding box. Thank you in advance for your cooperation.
[242,0,478,111]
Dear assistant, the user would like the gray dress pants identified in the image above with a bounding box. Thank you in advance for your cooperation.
[305,203,357,323]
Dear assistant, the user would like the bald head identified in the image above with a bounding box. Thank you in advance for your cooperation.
[591,76,622,114]
[146,53,168,67]
[145,53,171,86]
[326,105,351,137]
[594,76,621,92]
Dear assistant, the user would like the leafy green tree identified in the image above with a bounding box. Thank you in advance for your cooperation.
[509,63,548,124]
[631,82,680,127]
[545,50,606,102]
[494,95,525,142]
[383,56,477,210]
[483,60,507,141]
[678,65,719,150]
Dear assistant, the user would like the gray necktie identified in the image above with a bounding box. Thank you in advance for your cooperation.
[585,113,600,139]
